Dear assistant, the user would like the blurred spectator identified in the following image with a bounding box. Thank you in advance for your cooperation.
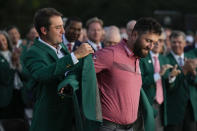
[26,25,38,45]
[0,31,25,121]
[163,27,172,54]
[159,29,167,55]
[6,26,24,49]
[184,32,197,52]
[103,25,121,47]
[126,20,136,38]
[185,30,194,46]
[63,17,82,52]
[120,27,128,40]
[86,17,104,51]
[78,28,88,43]
[165,31,197,131]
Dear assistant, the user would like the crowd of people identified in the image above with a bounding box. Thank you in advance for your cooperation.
[0,7,197,131]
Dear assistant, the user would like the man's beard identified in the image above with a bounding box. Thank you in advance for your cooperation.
[133,38,150,58]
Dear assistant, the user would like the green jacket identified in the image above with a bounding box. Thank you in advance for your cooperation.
[0,54,14,108]
[184,48,197,121]
[140,53,169,125]
[140,88,155,131]
[165,52,197,125]
[24,38,82,131]
[57,49,102,131]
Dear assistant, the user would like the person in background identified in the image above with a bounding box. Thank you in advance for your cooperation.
[86,17,104,51]
[140,29,180,131]
[164,30,197,131]
[103,25,121,47]
[78,28,88,43]
[0,31,28,130]
[6,25,24,49]
[63,17,83,52]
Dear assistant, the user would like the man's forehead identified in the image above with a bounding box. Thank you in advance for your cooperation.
[141,32,160,40]
[49,16,63,25]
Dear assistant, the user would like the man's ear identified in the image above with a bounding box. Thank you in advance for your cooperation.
[40,27,47,35]
[131,31,138,41]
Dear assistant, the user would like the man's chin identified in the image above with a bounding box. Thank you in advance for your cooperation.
[139,50,149,58]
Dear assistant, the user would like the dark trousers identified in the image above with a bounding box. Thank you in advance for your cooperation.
[153,102,164,131]
[164,102,196,131]
[99,120,133,131]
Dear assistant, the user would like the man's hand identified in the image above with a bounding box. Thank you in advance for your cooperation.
[11,48,22,70]
[183,59,197,76]
[59,86,73,95]
[169,64,181,77]
[159,64,173,76]
[74,43,94,59]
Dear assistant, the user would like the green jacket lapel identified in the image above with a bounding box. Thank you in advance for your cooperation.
[34,38,58,61]
[146,53,154,73]
[60,43,70,55]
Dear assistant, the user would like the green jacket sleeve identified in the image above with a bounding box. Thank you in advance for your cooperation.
[24,49,74,82]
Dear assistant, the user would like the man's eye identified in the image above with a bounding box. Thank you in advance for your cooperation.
[56,27,61,29]
[146,39,152,43]
[55,26,62,29]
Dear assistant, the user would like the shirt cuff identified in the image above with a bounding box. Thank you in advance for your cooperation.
[154,73,161,82]
[71,52,79,65]
[169,75,176,83]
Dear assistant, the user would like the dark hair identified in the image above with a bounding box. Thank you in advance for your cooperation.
[170,30,186,40]
[64,17,82,28]
[33,8,63,36]
[6,25,19,33]
[133,17,162,35]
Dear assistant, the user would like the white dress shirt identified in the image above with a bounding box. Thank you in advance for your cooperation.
[150,51,161,82]
[38,37,78,64]
[62,35,75,51]
[87,40,102,51]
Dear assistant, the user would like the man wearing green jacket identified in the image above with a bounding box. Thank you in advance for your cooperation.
[165,31,197,131]
[140,31,174,131]
[23,8,94,131]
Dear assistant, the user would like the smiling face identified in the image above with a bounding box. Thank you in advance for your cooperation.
[65,21,82,42]
[171,35,186,56]
[44,16,65,47]
[133,32,160,58]
[0,34,8,51]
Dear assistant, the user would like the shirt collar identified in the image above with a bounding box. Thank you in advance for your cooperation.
[16,39,22,48]
[171,50,184,61]
[38,37,62,54]
[150,51,159,58]
[87,39,102,50]
[121,39,134,57]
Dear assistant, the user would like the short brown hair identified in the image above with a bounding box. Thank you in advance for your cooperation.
[34,8,62,36]
[86,17,103,30]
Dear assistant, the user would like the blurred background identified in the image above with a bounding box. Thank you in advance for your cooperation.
[1,0,197,36]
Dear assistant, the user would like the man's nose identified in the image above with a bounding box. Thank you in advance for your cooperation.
[148,42,154,50]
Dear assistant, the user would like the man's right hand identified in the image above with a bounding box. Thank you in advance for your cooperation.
[169,64,181,77]
[74,43,94,59]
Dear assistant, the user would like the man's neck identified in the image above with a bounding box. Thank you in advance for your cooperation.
[40,36,58,49]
